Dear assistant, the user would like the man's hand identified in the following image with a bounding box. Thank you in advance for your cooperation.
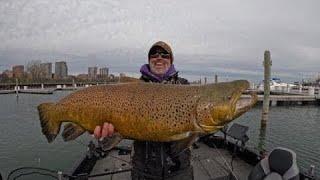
[93,122,115,140]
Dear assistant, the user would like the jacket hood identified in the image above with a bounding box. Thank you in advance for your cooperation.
[148,41,174,64]
[140,64,177,82]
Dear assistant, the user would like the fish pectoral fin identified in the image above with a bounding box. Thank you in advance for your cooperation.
[62,123,86,141]
[171,133,199,157]
[98,132,123,151]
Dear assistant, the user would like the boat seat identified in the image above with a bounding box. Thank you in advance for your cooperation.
[248,147,300,180]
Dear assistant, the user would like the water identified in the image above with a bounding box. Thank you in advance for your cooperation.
[0,91,92,179]
[0,91,319,178]
[235,105,320,176]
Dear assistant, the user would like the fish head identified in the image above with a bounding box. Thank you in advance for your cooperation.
[197,80,257,133]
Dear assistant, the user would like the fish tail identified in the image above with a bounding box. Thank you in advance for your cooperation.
[37,103,62,143]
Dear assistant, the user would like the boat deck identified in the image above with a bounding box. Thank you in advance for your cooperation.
[88,141,253,180]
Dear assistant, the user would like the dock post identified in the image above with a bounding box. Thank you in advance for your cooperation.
[299,84,302,93]
[214,74,218,83]
[72,79,76,90]
[308,87,315,96]
[261,50,272,128]
[251,82,255,90]
[204,77,207,84]
[15,78,19,97]
[316,88,320,100]
[258,125,267,156]
[73,83,77,90]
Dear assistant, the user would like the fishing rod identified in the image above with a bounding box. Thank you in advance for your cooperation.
[7,140,132,180]
[7,166,132,180]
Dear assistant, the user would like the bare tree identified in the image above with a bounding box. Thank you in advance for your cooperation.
[26,60,46,82]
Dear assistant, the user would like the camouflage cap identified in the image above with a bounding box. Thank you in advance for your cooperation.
[148,41,174,64]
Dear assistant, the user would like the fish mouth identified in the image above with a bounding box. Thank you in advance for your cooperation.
[196,80,256,133]
[234,92,257,118]
[228,80,257,118]
[199,123,224,133]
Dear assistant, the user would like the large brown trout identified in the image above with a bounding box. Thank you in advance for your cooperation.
[38,80,257,150]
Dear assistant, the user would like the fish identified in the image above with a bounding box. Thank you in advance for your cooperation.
[37,80,257,150]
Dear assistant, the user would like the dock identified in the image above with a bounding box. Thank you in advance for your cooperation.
[19,89,56,94]
[0,90,15,94]
[0,89,55,94]
[0,87,83,95]
[242,94,320,106]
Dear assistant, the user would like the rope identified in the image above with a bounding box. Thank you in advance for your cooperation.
[194,155,214,179]
[208,141,239,180]
[108,154,131,164]
[12,172,58,180]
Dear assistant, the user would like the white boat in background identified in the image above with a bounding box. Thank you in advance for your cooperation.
[258,78,297,92]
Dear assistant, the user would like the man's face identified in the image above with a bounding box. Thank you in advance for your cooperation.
[149,50,171,76]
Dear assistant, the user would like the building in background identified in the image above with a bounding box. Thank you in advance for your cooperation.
[99,67,109,79]
[120,73,126,77]
[12,65,24,79]
[77,74,88,81]
[0,73,5,81]
[88,67,98,80]
[2,70,13,78]
[55,61,68,79]
[40,63,52,79]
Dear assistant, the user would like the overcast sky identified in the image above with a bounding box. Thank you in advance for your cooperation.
[0,0,319,82]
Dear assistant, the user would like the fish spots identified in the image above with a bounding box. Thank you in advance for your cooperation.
[54,82,208,141]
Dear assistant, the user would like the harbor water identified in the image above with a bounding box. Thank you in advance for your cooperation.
[0,91,319,178]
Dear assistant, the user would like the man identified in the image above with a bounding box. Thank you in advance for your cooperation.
[94,41,193,180]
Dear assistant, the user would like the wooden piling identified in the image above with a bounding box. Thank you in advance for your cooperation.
[258,125,267,155]
[214,74,218,83]
[15,78,19,97]
[261,50,272,128]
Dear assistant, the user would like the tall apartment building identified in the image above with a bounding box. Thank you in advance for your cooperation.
[12,65,24,79]
[40,63,52,79]
[88,67,98,80]
[55,61,68,79]
[99,67,109,79]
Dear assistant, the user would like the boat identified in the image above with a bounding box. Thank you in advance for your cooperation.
[65,123,318,180]
[6,123,318,180]
[258,78,297,92]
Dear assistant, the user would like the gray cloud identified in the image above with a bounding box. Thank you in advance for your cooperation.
[0,0,319,81]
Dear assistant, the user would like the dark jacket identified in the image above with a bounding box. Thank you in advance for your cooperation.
[131,65,193,180]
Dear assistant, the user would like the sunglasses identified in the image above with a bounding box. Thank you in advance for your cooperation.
[150,52,170,59]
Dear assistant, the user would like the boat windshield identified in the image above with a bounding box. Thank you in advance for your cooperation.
[271,78,281,83]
